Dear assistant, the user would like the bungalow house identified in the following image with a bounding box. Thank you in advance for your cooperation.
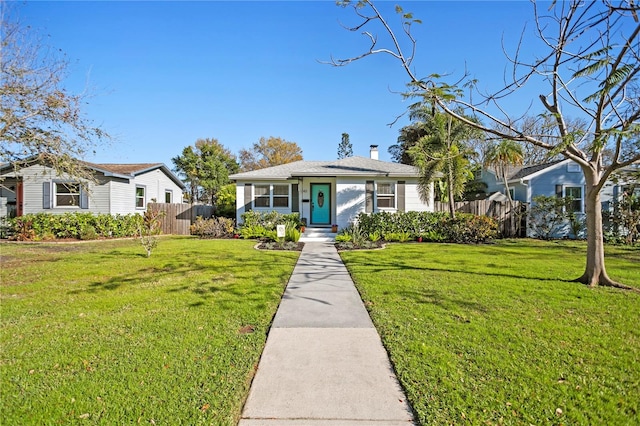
[0,158,186,218]
[480,158,637,236]
[228,145,434,229]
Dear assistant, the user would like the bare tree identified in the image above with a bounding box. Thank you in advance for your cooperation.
[1,6,109,179]
[331,1,639,289]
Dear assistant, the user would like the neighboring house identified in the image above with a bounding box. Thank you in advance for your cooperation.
[228,145,435,228]
[479,158,637,236]
[0,158,186,218]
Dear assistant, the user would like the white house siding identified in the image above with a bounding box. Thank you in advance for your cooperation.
[133,169,182,208]
[336,179,365,228]
[3,164,113,215]
[108,178,136,215]
[404,180,434,212]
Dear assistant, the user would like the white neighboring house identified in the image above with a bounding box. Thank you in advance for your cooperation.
[228,145,434,229]
[0,159,186,218]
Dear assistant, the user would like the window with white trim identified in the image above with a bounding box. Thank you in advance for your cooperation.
[165,190,173,203]
[254,185,270,207]
[272,185,289,207]
[376,182,395,208]
[55,182,80,207]
[135,186,146,209]
[253,184,290,208]
[565,186,583,213]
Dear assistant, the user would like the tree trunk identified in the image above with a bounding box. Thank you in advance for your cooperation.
[448,163,455,219]
[574,166,632,290]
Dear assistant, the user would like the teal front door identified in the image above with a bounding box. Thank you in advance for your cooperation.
[310,183,331,225]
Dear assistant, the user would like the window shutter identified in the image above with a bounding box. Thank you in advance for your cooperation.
[397,181,405,212]
[365,181,374,213]
[555,185,563,198]
[43,182,51,209]
[80,186,89,209]
[244,184,252,212]
[291,184,299,213]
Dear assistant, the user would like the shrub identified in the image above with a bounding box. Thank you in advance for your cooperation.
[190,216,235,238]
[8,213,142,241]
[239,211,302,241]
[139,208,165,257]
[352,211,497,244]
[528,195,572,239]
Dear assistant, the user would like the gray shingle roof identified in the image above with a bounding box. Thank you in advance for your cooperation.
[508,160,566,180]
[229,156,419,180]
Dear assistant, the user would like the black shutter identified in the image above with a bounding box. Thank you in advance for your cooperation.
[397,181,405,212]
[244,184,252,212]
[555,185,563,198]
[365,181,374,213]
[291,184,299,213]
[43,182,51,209]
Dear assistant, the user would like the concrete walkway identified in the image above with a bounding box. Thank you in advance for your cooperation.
[239,242,415,425]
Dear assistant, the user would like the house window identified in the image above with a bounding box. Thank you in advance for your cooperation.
[376,182,395,208]
[165,190,172,203]
[55,182,80,207]
[136,186,146,209]
[254,185,270,207]
[273,185,289,207]
[565,186,583,213]
[507,188,515,199]
[253,184,290,208]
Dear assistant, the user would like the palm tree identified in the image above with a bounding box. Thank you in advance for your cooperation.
[408,111,477,218]
[484,139,524,209]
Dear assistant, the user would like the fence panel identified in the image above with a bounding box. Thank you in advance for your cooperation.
[148,203,214,235]
[434,200,525,237]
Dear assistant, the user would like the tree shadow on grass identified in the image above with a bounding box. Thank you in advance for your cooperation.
[348,257,575,284]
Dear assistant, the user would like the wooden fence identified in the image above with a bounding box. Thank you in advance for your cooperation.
[434,200,526,237]
[148,203,215,235]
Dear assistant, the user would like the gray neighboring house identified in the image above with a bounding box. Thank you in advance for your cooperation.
[229,145,435,228]
[480,158,637,236]
[0,159,186,218]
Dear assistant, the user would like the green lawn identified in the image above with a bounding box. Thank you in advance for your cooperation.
[0,237,299,424]
[340,240,640,425]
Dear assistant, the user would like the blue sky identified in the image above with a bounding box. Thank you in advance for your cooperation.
[12,1,540,167]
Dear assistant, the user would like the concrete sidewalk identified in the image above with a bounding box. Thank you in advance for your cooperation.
[239,242,415,425]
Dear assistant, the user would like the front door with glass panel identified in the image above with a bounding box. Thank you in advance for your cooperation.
[310,183,331,225]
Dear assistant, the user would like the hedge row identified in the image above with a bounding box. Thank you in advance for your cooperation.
[354,211,498,244]
[9,212,143,241]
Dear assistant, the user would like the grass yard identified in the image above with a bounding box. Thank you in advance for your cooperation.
[0,236,299,424]
[340,240,639,425]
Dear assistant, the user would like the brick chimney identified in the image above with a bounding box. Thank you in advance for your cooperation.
[370,145,379,160]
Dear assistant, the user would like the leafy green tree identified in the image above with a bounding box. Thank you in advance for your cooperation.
[484,139,524,208]
[172,138,238,204]
[332,0,640,289]
[337,133,353,158]
[215,183,237,219]
[407,110,478,218]
[1,8,109,180]
[239,136,303,171]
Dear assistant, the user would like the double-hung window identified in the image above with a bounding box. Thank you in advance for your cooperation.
[565,186,583,213]
[135,186,146,209]
[272,185,289,207]
[254,185,270,207]
[254,184,289,208]
[55,183,80,207]
[376,182,395,209]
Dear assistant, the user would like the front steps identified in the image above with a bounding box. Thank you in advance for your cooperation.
[300,227,337,242]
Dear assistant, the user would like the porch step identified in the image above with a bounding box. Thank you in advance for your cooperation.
[300,227,337,242]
